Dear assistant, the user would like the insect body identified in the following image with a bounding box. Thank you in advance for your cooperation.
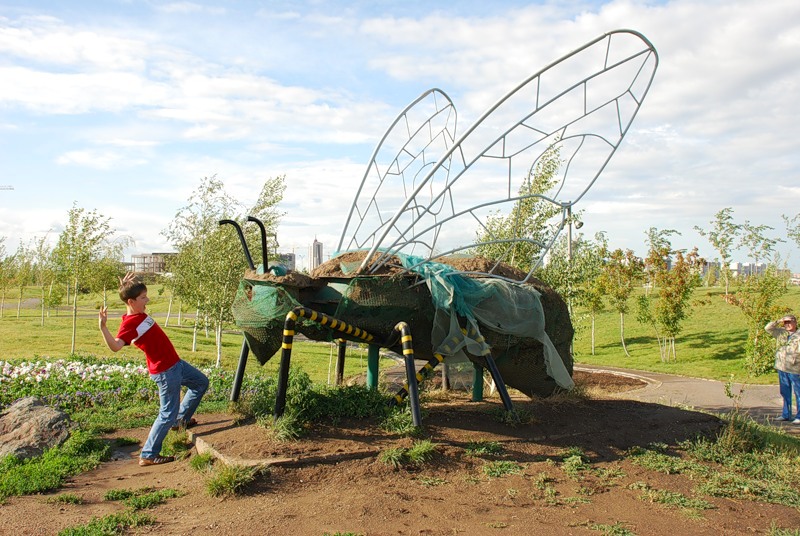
[231,30,658,399]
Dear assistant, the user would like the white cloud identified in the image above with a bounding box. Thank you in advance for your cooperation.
[0,15,149,71]
[155,2,226,16]
[0,0,798,271]
[56,149,147,170]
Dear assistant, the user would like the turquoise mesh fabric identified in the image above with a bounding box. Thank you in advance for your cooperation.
[398,253,573,390]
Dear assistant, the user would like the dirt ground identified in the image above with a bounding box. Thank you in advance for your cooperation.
[2,370,799,536]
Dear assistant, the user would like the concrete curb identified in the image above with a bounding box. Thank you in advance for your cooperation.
[189,431,381,468]
[574,365,661,389]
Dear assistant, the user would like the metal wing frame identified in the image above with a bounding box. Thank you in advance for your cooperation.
[338,29,659,283]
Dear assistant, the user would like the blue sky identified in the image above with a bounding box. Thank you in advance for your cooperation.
[1,0,799,271]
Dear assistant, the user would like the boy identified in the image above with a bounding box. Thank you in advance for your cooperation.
[99,273,209,466]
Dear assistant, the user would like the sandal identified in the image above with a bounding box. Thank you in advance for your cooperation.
[139,455,175,466]
[170,417,198,431]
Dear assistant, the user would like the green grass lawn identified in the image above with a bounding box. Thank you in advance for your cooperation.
[573,285,800,384]
[2,283,799,384]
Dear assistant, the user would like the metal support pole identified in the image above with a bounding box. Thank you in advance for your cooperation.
[391,353,443,406]
[441,361,450,391]
[366,344,380,390]
[335,339,346,386]
[567,204,573,318]
[219,219,255,270]
[230,338,249,402]
[472,363,484,401]
[246,216,268,272]
[483,354,515,413]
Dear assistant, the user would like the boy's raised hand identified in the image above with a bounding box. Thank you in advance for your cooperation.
[99,306,108,329]
[118,272,137,285]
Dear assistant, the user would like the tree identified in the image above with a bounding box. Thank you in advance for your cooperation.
[12,242,33,319]
[30,234,56,326]
[642,227,679,292]
[783,213,800,250]
[738,221,782,265]
[637,245,702,362]
[694,207,741,296]
[474,145,562,274]
[52,203,117,354]
[89,255,128,307]
[732,222,788,376]
[735,265,788,375]
[538,230,607,350]
[599,248,642,357]
[582,276,605,355]
[163,175,285,366]
[0,237,12,318]
[575,233,609,356]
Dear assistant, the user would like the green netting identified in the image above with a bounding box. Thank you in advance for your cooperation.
[231,279,300,365]
[334,276,434,349]
[397,254,573,391]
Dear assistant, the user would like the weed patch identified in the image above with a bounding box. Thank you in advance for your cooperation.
[584,521,637,535]
[206,464,264,497]
[0,430,110,499]
[379,440,438,469]
[58,511,156,536]
[634,482,715,515]
[561,454,591,479]
[47,493,84,505]
[162,430,192,459]
[482,460,523,478]
[380,406,422,437]
[416,476,447,487]
[464,440,504,457]
[189,452,216,472]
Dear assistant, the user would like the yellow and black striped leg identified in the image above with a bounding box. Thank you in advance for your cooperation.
[275,306,377,420]
[392,353,445,406]
[395,322,421,427]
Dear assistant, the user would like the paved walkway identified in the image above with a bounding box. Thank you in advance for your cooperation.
[576,364,799,435]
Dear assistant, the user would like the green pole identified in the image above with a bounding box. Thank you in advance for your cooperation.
[366,344,380,390]
[472,363,484,401]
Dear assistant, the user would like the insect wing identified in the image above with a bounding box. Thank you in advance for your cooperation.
[336,89,457,259]
[362,30,658,281]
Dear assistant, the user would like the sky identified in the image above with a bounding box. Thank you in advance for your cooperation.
[1,0,799,272]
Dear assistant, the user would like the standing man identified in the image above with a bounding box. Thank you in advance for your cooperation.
[765,314,800,424]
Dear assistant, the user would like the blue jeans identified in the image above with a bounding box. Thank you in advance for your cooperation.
[141,360,209,460]
[777,370,800,420]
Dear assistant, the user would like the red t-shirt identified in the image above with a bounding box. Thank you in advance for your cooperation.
[117,313,180,374]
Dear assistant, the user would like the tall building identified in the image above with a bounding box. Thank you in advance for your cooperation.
[274,253,295,271]
[130,253,175,274]
[309,239,323,270]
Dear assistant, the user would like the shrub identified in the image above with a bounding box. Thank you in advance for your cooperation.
[206,464,263,497]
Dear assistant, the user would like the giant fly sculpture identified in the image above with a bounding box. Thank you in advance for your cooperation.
[227,29,658,424]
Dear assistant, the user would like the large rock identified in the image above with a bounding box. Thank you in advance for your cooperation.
[0,397,72,460]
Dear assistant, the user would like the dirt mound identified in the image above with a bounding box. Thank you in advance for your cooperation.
[8,373,797,536]
[310,251,531,281]
[243,268,320,289]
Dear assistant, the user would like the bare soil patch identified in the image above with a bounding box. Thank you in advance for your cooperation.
[2,371,798,536]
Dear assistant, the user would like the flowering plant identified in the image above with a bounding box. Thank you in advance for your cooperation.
[0,357,266,413]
